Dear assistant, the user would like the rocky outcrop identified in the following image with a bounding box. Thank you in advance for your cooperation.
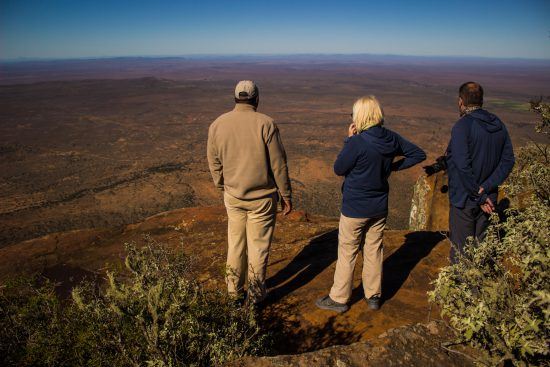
[231,321,474,367]
[409,171,449,231]
[0,205,452,355]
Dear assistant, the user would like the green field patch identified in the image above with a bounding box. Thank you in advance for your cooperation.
[485,98,530,112]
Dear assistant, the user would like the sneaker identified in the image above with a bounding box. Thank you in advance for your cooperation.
[315,295,349,313]
[367,296,381,310]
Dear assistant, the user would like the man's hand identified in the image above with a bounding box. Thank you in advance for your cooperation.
[481,197,495,214]
[478,186,495,214]
[281,197,293,216]
[348,123,357,137]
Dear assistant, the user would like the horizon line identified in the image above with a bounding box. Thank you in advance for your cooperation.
[2,52,550,64]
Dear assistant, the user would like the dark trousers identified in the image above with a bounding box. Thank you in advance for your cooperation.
[449,205,489,264]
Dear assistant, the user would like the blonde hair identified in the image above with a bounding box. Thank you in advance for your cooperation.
[352,95,384,132]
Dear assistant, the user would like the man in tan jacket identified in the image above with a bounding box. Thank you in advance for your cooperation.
[207,80,292,304]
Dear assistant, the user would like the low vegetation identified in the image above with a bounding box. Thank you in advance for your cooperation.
[0,239,270,366]
[485,99,531,112]
[429,100,550,366]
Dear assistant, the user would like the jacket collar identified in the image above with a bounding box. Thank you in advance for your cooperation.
[463,106,482,115]
[233,103,257,112]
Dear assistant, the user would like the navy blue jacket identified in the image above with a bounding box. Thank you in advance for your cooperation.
[446,109,515,209]
[334,126,426,218]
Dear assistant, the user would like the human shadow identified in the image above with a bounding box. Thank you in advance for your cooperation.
[497,197,512,221]
[41,263,100,300]
[350,231,446,306]
[265,229,338,304]
[260,301,361,355]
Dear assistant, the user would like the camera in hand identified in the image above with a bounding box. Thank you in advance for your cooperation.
[423,155,447,176]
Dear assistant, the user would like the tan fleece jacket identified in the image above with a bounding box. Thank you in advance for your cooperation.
[207,103,292,200]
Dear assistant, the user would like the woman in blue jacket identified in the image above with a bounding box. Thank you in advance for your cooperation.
[316,96,426,313]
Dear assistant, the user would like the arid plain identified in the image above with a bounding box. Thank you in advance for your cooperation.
[1,56,548,247]
[1,56,549,358]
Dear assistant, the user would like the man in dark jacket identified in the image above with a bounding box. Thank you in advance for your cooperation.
[446,82,515,264]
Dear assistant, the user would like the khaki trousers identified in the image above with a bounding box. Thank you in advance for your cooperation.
[224,192,277,303]
[329,214,386,304]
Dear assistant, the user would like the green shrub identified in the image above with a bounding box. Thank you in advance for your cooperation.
[0,238,270,366]
[530,98,550,136]
[429,102,550,366]
[0,277,71,366]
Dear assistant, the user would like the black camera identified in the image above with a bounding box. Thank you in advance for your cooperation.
[423,155,447,176]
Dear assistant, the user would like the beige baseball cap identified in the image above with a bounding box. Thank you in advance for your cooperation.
[234,80,258,100]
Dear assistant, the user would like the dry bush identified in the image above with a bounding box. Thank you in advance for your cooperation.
[0,239,270,367]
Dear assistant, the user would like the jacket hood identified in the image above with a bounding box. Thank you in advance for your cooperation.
[361,126,399,155]
[468,109,503,133]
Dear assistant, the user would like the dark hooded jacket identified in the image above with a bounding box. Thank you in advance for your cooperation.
[446,109,515,209]
[334,125,426,218]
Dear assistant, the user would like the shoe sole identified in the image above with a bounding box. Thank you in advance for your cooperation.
[315,299,349,313]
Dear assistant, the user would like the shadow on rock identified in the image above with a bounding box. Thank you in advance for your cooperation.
[265,229,338,304]
[260,301,361,354]
[350,231,445,306]
[41,263,100,300]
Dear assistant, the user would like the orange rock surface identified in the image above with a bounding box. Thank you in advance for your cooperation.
[0,205,451,354]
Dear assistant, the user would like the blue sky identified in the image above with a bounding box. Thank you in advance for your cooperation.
[1,0,549,60]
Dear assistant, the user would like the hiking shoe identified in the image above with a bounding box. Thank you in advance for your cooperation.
[367,296,381,310]
[315,295,349,313]
[230,294,246,308]
[245,296,268,311]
